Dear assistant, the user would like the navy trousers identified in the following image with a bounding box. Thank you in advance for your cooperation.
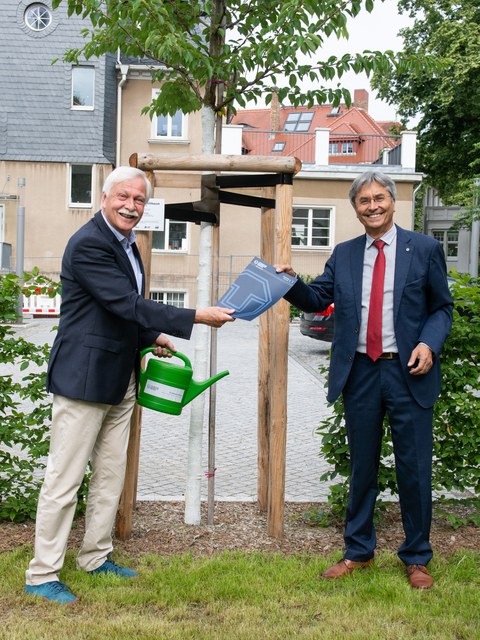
[342,354,434,565]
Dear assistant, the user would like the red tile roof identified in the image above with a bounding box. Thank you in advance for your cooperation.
[231,100,400,164]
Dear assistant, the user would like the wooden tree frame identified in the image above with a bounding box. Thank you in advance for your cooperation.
[116,153,301,540]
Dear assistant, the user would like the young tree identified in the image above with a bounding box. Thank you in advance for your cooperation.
[52,0,423,149]
[370,0,480,204]
[52,0,425,524]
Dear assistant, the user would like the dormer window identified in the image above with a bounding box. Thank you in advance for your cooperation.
[328,106,341,117]
[24,3,52,31]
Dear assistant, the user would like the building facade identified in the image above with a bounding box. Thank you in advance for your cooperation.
[1,1,425,314]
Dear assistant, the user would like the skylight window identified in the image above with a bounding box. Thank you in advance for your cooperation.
[283,112,314,132]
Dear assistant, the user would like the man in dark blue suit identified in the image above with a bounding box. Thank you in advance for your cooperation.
[25,167,234,603]
[277,171,452,589]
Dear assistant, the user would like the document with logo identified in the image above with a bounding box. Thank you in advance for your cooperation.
[217,257,297,321]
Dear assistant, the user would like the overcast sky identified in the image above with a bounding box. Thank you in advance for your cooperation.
[313,0,415,122]
[242,1,415,124]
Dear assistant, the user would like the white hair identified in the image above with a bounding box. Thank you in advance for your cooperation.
[103,167,152,201]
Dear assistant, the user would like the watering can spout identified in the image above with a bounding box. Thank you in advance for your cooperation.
[183,370,230,405]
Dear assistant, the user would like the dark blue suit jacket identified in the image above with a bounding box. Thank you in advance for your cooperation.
[47,212,196,405]
[285,226,453,408]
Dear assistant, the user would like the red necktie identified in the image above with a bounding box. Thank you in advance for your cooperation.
[367,240,386,362]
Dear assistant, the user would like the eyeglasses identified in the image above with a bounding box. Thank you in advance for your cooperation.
[356,194,391,207]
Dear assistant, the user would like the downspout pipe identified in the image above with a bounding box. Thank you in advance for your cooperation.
[412,182,423,232]
[116,56,129,167]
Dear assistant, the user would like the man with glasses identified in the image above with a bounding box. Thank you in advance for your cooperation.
[276,171,452,589]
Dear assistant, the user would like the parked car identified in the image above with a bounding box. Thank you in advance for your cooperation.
[299,304,335,342]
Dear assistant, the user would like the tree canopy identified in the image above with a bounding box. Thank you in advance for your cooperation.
[52,0,427,121]
[371,0,480,203]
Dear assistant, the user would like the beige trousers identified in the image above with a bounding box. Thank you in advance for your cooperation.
[25,375,136,586]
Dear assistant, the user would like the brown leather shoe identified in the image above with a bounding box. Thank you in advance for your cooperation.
[322,558,373,579]
[406,564,433,590]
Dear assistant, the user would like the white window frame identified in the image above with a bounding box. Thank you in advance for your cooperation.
[68,164,94,208]
[150,90,188,142]
[149,289,188,308]
[328,142,338,155]
[272,141,286,152]
[341,141,354,155]
[24,3,52,31]
[291,205,334,249]
[432,229,459,260]
[152,219,189,252]
[71,66,95,111]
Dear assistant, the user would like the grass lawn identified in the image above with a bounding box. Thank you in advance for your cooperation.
[1,546,479,639]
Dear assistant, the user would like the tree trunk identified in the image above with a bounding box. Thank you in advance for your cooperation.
[184,105,216,525]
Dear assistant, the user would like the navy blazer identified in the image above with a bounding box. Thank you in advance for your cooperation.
[47,212,196,405]
[285,226,453,408]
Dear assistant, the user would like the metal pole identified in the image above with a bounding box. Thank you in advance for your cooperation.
[207,52,224,525]
[16,178,26,323]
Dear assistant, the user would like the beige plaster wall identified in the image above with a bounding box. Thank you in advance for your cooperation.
[120,80,204,165]
[0,161,111,275]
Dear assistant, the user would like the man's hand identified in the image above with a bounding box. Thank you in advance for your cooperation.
[152,334,176,357]
[194,307,235,328]
[275,264,297,277]
[408,343,433,376]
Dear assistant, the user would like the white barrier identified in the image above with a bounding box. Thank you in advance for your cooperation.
[23,287,61,317]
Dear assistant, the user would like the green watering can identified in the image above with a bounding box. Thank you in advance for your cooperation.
[137,348,229,415]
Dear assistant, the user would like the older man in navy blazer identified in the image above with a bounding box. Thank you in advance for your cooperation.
[277,171,452,589]
[25,167,234,603]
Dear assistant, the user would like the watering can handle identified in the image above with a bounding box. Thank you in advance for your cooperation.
[140,347,191,369]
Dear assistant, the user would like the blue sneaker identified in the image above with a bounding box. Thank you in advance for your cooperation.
[88,559,138,578]
[25,581,78,604]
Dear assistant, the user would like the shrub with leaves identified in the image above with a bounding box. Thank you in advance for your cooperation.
[0,270,96,522]
[433,271,480,503]
[0,270,62,520]
[311,272,480,527]
[0,327,52,521]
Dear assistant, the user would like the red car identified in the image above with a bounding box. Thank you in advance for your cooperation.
[299,304,335,342]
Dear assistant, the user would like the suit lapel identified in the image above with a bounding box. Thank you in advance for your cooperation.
[393,226,413,320]
[94,211,140,291]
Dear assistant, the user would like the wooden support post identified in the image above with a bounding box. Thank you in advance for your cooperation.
[258,188,275,511]
[266,180,292,538]
[116,403,142,540]
[121,154,300,539]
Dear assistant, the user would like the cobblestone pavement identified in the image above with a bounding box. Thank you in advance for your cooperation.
[6,316,334,502]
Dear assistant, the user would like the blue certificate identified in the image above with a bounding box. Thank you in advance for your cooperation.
[217,257,297,321]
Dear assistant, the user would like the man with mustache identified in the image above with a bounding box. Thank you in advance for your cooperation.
[25,167,234,603]
[277,171,452,589]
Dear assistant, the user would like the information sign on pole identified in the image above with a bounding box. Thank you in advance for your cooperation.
[136,198,165,231]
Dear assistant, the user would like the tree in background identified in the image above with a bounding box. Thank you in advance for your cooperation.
[371,0,480,205]
[52,0,428,150]
[51,0,430,524]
